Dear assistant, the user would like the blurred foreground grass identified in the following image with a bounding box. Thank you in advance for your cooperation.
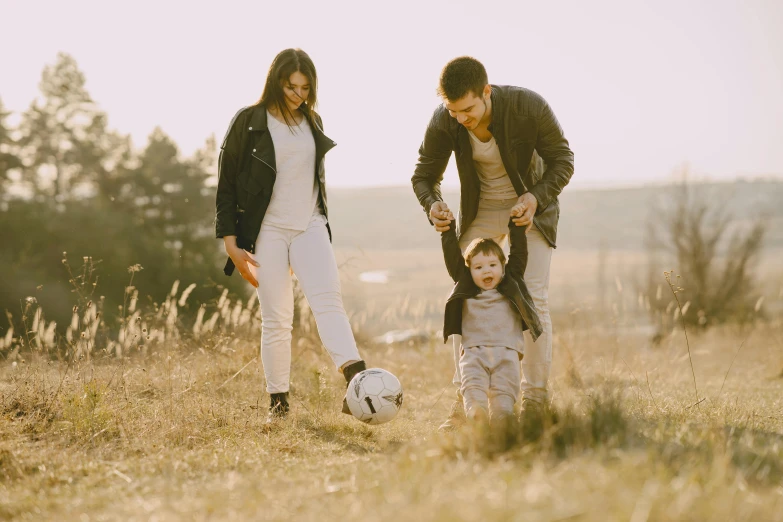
[1,309,782,521]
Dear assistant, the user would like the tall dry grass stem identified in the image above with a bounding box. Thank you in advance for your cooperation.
[665,270,699,406]
[216,357,257,390]
[717,330,752,399]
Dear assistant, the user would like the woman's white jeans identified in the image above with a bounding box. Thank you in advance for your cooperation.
[254,213,360,393]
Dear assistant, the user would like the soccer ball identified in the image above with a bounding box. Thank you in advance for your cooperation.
[346,368,403,425]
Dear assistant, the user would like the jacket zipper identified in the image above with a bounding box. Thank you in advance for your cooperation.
[251,153,276,174]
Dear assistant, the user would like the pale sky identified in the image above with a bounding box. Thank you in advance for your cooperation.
[2,0,782,188]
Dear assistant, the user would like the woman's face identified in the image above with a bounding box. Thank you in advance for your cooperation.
[282,71,311,111]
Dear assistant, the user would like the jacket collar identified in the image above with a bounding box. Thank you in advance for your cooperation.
[248,104,270,132]
[486,85,502,134]
[248,104,336,157]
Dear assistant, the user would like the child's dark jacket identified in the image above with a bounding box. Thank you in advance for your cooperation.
[440,220,543,343]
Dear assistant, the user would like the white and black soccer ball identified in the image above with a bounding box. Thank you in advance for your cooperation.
[346,368,403,425]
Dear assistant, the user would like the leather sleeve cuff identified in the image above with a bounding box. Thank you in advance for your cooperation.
[424,197,442,225]
[528,187,549,214]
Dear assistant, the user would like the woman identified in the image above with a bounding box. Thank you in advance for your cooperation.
[215,48,366,422]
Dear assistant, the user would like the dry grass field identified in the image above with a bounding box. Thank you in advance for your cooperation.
[1,249,783,521]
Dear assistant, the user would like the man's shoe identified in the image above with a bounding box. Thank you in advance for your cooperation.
[518,397,543,417]
[518,398,552,441]
[341,360,367,414]
[438,396,466,432]
[266,392,290,424]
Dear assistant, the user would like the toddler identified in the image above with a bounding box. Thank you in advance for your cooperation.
[439,204,543,423]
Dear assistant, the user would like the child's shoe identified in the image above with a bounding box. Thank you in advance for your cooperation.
[466,405,490,425]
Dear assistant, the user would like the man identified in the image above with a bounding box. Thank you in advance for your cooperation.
[411,56,574,431]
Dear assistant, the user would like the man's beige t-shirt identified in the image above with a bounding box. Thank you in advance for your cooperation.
[468,130,518,200]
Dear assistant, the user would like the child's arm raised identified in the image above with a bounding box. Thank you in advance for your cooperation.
[440,217,465,283]
[506,216,529,280]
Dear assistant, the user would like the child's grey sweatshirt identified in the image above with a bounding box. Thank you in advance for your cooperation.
[461,288,525,354]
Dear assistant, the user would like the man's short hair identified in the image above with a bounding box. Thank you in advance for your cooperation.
[437,56,489,101]
[464,238,506,267]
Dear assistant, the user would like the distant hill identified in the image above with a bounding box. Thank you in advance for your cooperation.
[326,180,783,251]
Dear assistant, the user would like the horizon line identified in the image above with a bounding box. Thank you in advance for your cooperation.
[326,175,783,191]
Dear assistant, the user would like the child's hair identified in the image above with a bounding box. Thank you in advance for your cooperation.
[464,238,506,267]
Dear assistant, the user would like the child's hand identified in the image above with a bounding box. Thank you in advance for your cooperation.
[430,202,454,232]
[438,208,455,224]
[510,203,526,218]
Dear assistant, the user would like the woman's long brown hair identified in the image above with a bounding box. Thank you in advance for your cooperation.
[257,49,318,128]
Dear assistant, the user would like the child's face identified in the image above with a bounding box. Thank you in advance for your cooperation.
[469,252,503,290]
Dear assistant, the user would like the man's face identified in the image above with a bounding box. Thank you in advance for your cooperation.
[443,86,490,131]
[469,252,503,291]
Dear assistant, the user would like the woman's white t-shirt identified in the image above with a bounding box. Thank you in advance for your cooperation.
[263,112,321,231]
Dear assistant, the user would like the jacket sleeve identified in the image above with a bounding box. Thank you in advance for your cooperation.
[505,219,529,281]
[528,97,574,212]
[412,110,453,223]
[214,110,244,238]
[440,226,466,284]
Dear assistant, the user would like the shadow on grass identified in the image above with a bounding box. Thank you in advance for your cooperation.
[297,415,377,455]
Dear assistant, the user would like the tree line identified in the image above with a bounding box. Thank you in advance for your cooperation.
[0,54,771,343]
[0,53,244,334]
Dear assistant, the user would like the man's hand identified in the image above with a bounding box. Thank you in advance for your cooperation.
[511,193,538,232]
[223,236,260,287]
[429,201,454,232]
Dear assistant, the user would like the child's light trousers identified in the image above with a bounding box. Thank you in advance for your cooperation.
[460,345,521,418]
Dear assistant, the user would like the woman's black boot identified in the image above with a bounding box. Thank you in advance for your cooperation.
[341,360,367,414]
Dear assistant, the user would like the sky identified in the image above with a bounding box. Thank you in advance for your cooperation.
[2,0,782,188]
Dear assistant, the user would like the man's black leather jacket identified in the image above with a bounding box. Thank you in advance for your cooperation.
[412,85,574,247]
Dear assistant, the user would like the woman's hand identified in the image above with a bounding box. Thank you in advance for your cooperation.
[223,236,260,287]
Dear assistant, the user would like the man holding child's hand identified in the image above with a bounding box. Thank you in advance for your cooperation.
[412,56,574,431]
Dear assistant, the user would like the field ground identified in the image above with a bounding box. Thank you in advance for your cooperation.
[2,239,782,521]
[2,313,782,520]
